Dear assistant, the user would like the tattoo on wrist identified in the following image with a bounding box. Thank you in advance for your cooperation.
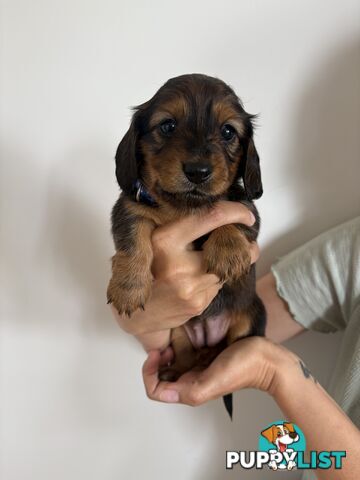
[299,360,317,384]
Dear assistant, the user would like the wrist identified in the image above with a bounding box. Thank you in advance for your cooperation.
[264,341,300,397]
[135,329,171,352]
[115,307,167,336]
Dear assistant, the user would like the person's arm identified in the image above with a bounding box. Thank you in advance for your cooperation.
[273,350,359,478]
[111,201,259,352]
[257,272,305,343]
[142,338,360,479]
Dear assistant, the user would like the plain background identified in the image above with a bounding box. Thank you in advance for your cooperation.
[1,1,359,479]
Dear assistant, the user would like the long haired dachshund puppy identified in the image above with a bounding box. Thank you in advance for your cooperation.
[108,74,266,416]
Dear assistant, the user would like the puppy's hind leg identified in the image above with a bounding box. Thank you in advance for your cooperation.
[158,326,197,382]
[223,296,266,419]
[226,295,266,344]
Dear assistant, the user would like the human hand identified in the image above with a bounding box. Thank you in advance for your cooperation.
[142,337,290,404]
[145,335,360,480]
[111,201,259,351]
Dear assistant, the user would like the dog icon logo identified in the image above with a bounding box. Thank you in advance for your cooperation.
[259,422,302,471]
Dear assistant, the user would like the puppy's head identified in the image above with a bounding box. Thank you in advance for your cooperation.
[115,74,262,209]
[261,423,299,452]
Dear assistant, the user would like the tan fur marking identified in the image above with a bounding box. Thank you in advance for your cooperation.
[213,102,246,136]
[203,225,251,283]
[226,310,252,344]
[158,326,195,381]
[126,199,185,225]
[148,97,188,127]
[107,219,154,315]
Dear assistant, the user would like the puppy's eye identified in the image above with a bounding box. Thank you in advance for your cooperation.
[221,124,236,141]
[159,119,176,135]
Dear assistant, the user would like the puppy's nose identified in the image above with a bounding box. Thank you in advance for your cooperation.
[183,162,212,184]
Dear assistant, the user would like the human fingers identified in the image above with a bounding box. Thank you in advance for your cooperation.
[187,338,277,404]
[142,351,181,403]
[159,346,174,366]
[142,352,203,404]
[152,250,212,279]
[151,201,256,252]
[158,338,272,406]
[142,351,163,399]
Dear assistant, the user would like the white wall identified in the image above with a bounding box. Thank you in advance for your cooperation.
[1,1,359,479]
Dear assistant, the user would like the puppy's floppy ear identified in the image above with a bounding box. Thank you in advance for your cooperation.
[115,112,141,195]
[261,425,277,444]
[243,137,263,200]
[284,422,296,434]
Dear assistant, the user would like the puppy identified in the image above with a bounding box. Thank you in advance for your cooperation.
[107,74,266,409]
[261,422,299,470]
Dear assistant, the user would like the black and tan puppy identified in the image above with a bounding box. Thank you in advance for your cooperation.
[108,74,266,404]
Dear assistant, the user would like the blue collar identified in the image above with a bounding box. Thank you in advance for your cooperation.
[133,180,157,206]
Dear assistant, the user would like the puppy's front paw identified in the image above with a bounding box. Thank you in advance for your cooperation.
[287,460,296,470]
[107,252,152,316]
[268,461,278,471]
[107,277,151,316]
[203,229,251,283]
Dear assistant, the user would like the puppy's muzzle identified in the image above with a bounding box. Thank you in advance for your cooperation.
[182,161,212,184]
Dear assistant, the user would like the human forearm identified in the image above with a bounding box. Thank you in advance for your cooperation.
[257,272,305,343]
[271,347,360,479]
[258,270,359,476]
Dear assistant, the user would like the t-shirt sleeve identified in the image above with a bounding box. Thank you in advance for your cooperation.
[271,217,360,333]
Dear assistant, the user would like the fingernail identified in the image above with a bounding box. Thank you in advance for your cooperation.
[160,390,179,403]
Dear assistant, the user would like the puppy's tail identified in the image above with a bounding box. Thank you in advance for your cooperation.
[223,393,233,420]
